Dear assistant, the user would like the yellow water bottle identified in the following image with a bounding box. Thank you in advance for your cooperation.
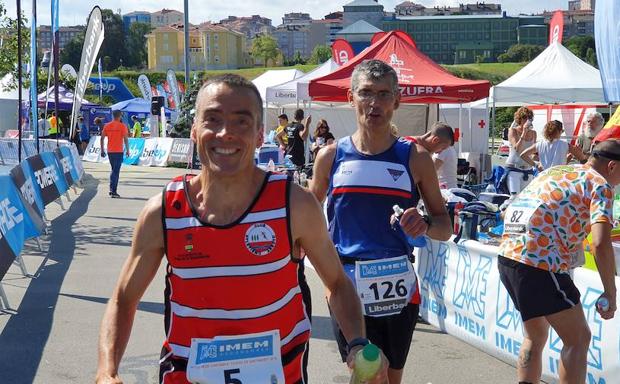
[350,343,381,384]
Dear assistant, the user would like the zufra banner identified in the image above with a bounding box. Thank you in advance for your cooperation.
[415,239,620,383]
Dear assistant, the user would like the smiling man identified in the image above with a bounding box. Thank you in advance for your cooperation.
[311,59,452,384]
[96,74,387,384]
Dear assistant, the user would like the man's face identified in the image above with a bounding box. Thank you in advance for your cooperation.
[191,83,263,176]
[585,115,602,134]
[428,135,452,154]
[348,75,400,131]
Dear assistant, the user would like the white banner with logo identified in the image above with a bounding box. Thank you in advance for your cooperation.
[82,136,108,164]
[137,74,153,101]
[168,138,193,163]
[139,138,174,167]
[415,239,620,383]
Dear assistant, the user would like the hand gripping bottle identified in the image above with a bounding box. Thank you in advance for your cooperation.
[392,205,426,248]
[597,297,610,312]
[350,344,381,384]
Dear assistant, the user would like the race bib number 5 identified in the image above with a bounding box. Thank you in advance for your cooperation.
[503,198,542,235]
[354,256,417,317]
[186,330,285,384]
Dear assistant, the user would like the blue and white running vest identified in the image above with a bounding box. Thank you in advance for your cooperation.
[327,137,420,261]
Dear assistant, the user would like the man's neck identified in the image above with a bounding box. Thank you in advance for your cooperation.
[352,126,395,154]
[190,167,264,225]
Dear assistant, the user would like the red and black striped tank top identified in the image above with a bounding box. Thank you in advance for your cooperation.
[159,172,311,384]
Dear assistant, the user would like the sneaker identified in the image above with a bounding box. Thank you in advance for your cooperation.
[110,192,121,198]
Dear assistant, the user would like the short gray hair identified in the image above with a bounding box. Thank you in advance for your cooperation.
[351,60,399,95]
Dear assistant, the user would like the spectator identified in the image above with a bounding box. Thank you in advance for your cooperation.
[505,107,536,195]
[48,111,61,138]
[100,110,130,198]
[520,120,587,171]
[311,119,335,159]
[277,109,311,167]
[275,113,289,148]
[131,115,142,138]
[37,112,50,138]
[576,112,605,156]
[79,116,91,154]
[433,145,458,189]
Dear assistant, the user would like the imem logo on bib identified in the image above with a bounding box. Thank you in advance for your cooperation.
[187,330,285,384]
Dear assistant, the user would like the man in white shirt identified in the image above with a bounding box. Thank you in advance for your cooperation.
[37,112,50,138]
[433,145,458,189]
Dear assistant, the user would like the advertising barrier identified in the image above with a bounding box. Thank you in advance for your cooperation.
[138,137,173,167]
[168,138,193,164]
[82,136,108,164]
[415,239,620,383]
[55,147,80,186]
[0,140,20,165]
[9,160,46,219]
[0,175,45,280]
[124,138,145,165]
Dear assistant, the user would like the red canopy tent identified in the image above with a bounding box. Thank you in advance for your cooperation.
[309,30,491,104]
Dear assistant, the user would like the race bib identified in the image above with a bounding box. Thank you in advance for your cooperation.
[503,198,542,235]
[353,256,417,317]
[186,330,285,384]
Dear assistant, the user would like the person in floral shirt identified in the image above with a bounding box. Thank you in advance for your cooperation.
[498,139,620,384]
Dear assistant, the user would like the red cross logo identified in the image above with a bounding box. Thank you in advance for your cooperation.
[478,119,486,129]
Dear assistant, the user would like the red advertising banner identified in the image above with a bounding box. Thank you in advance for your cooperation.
[331,39,355,66]
[549,10,564,45]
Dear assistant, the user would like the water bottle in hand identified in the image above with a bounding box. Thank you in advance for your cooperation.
[350,344,381,384]
[267,158,276,172]
[392,205,426,248]
[597,297,610,312]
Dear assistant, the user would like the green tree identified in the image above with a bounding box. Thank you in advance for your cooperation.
[564,35,597,67]
[172,73,203,138]
[59,33,84,69]
[308,44,332,64]
[251,35,279,67]
[125,22,152,69]
[0,3,30,87]
[99,9,127,70]
[497,44,545,63]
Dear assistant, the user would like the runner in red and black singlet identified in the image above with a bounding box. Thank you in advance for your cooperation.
[96,74,388,384]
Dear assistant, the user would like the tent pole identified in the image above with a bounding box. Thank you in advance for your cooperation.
[491,96,496,162]
[458,103,462,157]
[17,0,23,162]
[483,97,490,180]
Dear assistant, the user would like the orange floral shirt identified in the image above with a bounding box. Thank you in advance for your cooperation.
[499,164,613,273]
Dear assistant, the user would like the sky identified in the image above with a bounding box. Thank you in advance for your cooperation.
[4,0,569,27]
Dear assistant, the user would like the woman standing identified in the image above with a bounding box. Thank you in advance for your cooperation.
[505,107,536,195]
[311,119,335,160]
[520,120,587,171]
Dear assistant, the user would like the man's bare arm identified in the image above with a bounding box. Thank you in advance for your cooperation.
[96,195,165,383]
[309,143,336,203]
[591,222,617,319]
[290,184,364,342]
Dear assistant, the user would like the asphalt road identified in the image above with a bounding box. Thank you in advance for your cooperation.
[0,163,518,383]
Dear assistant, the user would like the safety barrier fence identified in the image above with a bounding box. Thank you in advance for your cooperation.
[0,139,84,310]
[415,239,620,383]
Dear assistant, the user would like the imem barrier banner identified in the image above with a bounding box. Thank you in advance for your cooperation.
[10,159,46,219]
[70,6,105,138]
[27,153,66,205]
[0,174,44,280]
[415,239,620,383]
[54,147,80,186]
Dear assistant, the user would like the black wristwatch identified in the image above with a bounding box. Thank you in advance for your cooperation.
[346,337,370,354]
[422,214,431,226]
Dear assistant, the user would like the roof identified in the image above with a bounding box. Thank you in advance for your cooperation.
[395,14,504,20]
[337,20,383,35]
[309,30,490,104]
[343,0,383,8]
[123,11,151,17]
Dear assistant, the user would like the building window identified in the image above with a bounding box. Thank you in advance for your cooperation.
[163,43,169,51]
[459,51,466,59]
[214,55,220,63]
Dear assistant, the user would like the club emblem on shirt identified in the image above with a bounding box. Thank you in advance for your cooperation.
[245,223,277,256]
[387,168,404,181]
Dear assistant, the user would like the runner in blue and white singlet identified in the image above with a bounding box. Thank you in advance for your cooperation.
[327,136,420,261]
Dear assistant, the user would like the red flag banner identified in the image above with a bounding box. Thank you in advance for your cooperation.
[549,10,564,45]
[331,39,355,66]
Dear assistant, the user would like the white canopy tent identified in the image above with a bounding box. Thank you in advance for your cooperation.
[0,74,27,136]
[252,69,305,106]
[478,42,605,107]
[265,60,340,105]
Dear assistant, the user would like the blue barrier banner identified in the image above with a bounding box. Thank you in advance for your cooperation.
[61,146,81,183]
[124,138,145,165]
[54,148,77,186]
[595,0,620,103]
[22,140,37,157]
[10,160,46,218]
[41,152,68,195]
[0,174,44,280]
[28,154,62,205]
[0,140,19,165]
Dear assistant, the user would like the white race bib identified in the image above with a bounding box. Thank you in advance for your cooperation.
[186,330,285,384]
[503,198,542,235]
[353,256,417,317]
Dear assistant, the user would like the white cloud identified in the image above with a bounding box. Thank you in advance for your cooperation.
[4,0,570,27]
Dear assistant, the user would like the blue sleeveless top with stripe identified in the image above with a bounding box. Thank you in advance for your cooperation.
[327,137,420,261]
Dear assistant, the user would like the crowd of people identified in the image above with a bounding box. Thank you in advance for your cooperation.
[92,60,617,384]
